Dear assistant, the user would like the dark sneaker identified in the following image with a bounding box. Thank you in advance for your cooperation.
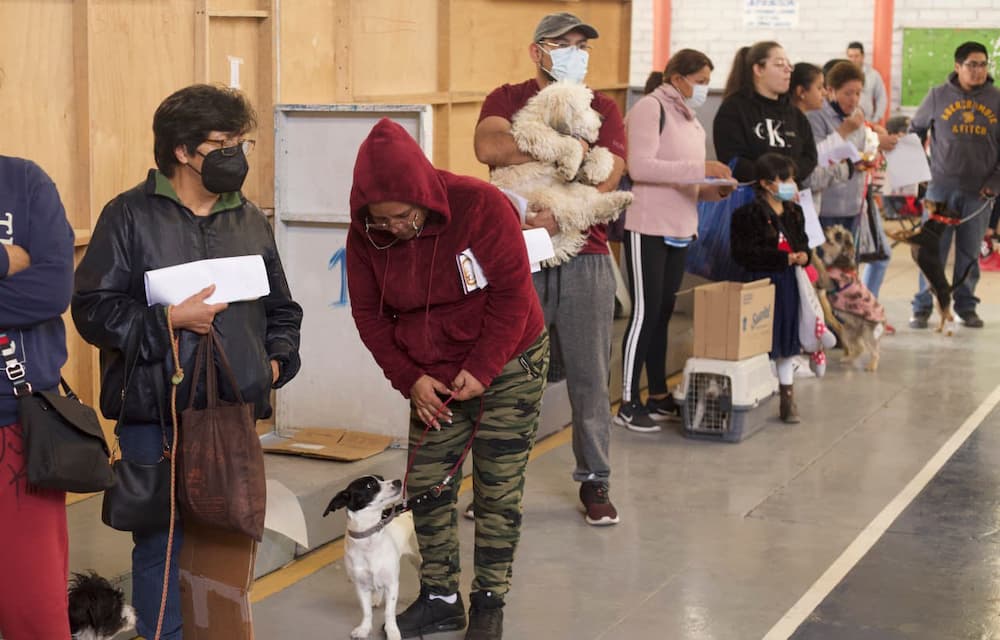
[614,400,661,433]
[579,481,620,526]
[397,587,466,638]
[909,312,930,329]
[463,502,475,520]
[646,395,681,422]
[465,591,504,640]
[959,310,985,328]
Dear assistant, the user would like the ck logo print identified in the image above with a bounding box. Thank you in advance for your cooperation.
[754,119,787,148]
[0,212,11,245]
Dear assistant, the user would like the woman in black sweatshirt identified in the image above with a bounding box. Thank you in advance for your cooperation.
[714,41,818,186]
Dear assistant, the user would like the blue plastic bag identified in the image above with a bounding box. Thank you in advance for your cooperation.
[684,184,754,281]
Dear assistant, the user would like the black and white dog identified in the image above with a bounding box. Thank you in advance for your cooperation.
[68,572,136,640]
[324,475,420,640]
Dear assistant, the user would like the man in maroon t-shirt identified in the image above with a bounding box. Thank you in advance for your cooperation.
[474,12,627,528]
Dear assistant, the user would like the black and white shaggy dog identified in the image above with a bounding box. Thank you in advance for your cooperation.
[324,475,421,640]
[68,572,136,640]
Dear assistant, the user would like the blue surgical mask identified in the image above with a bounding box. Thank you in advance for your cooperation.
[545,47,589,84]
[776,182,798,201]
[686,83,709,110]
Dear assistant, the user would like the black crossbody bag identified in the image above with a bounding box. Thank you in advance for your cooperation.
[0,332,114,493]
[101,320,173,533]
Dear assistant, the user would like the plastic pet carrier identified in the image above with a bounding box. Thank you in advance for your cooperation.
[675,354,778,443]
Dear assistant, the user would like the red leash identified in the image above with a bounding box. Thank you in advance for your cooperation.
[401,391,484,507]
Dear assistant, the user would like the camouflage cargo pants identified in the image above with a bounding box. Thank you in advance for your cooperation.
[407,331,549,597]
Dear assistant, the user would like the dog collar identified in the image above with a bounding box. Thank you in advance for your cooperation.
[928,212,961,226]
[347,508,400,540]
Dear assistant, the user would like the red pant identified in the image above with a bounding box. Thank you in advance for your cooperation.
[0,423,70,640]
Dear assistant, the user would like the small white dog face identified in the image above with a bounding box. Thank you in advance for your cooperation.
[323,475,402,516]
[532,81,603,143]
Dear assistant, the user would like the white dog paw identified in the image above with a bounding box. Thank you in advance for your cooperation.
[580,147,614,184]
[350,624,372,639]
[384,625,402,640]
[556,141,585,181]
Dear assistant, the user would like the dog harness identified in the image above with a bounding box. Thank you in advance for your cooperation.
[826,267,886,323]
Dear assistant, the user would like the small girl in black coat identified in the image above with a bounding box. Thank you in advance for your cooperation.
[730,153,811,423]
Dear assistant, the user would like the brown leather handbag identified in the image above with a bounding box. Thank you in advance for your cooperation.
[178,330,266,541]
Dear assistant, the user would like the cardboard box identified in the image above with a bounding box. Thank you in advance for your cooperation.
[260,427,393,461]
[692,279,775,360]
[180,521,258,639]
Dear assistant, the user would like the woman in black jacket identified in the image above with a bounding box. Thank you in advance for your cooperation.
[731,154,811,423]
[714,41,817,186]
[73,85,302,639]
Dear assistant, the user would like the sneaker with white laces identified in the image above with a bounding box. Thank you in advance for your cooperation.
[645,395,681,422]
[396,587,466,638]
[614,400,661,432]
[579,481,620,526]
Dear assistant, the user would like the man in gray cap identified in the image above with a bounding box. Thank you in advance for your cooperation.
[474,12,626,532]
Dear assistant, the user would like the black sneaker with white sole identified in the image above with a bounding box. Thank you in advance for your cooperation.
[614,400,661,432]
[397,587,467,638]
[646,395,681,422]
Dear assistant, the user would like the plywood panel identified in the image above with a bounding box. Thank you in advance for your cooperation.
[207,16,273,207]
[277,0,338,103]
[450,0,630,95]
[0,1,80,226]
[350,0,439,98]
[448,102,489,181]
[89,0,197,221]
[207,0,269,12]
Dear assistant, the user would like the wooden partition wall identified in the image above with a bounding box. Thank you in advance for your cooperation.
[1,0,631,441]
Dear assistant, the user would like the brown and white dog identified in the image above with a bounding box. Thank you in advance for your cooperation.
[818,225,885,372]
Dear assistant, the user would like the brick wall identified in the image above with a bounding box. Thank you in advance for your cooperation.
[630,0,655,87]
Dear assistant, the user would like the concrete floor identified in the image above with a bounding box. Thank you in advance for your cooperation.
[248,239,1000,639]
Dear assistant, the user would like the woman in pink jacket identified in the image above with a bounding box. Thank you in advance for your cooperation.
[615,49,734,432]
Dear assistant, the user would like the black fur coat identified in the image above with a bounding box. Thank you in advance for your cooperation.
[730,193,812,272]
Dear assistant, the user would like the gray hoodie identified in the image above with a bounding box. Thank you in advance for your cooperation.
[807,101,866,218]
[911,72,1000,193]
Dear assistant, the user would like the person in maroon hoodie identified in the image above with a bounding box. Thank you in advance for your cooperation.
[346,118,548,640]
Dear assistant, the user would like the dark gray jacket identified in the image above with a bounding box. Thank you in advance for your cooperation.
[912,73,1000,193]
[807,102,866,218]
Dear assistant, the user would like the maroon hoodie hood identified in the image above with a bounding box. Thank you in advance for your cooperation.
[346,119,543,397]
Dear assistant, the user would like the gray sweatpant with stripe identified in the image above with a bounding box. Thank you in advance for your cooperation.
[532,253,615,484]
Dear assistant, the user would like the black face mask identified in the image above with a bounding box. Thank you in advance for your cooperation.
[191,146,249,194]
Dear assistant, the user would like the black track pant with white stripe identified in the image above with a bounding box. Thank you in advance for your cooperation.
[620,230,688,404]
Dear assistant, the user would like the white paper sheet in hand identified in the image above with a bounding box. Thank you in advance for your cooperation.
[884,133,932,191]
[817,140,861,166]
[523,228,555,272]
[798,189,826,248]
[144,255,270,306]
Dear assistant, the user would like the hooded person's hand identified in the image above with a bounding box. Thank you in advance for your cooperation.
[411,374,454,429]
[452,370,485,401]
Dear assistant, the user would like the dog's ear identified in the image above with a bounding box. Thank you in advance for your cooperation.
[323,490,351,517]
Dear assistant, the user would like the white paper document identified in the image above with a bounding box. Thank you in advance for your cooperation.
[144,255,270,306]
[523,228,555,272]
[817,140,862,167]
[498,188,530,224]
[798,189,826,248]
[884,133,932,191]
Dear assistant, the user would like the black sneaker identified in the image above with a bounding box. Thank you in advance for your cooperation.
[397,587,466,638]
[579,481,620,526]
[959,310,985,328]
[646,395,681,422]
[614,400,661,433]
[465,591,504,640]
[909,312,930,329]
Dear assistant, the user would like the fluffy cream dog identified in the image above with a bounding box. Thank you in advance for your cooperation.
[490,81,632,265]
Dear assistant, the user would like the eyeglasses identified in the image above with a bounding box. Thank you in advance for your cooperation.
[963,61,990,70]
[202,138,256,156]
[366,206,420,232]
[538,40,592,54]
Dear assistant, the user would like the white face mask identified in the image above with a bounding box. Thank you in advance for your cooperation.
[545,47,589,84]
[686,82,709,109]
